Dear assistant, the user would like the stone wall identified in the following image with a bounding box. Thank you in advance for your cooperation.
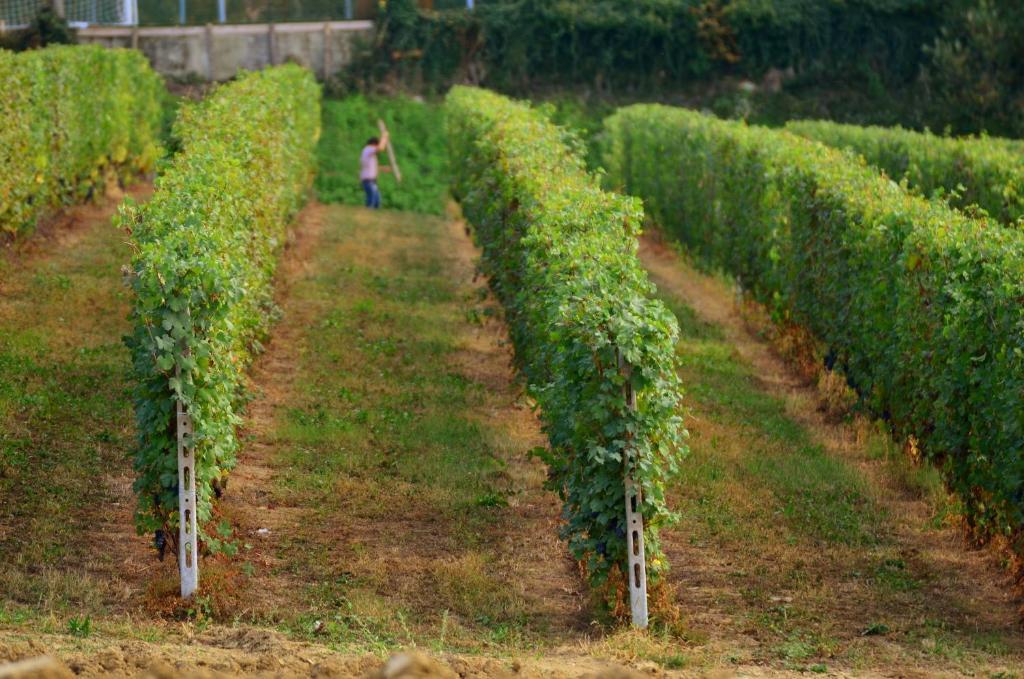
[76,20,373,81]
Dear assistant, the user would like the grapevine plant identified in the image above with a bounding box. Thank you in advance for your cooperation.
[121,65,320,554]
[0,45,164,238]
[787,119,1024,226]
[603,105,1024,556]
[446,87,686,594]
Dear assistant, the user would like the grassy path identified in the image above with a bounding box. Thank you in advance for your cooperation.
[0,187,156,622]
[220,204,587,652]
[639,233,1024,675]
[3,189,1023,678]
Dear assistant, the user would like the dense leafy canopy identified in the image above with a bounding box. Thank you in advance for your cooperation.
[603,105,1024,553]
[447,87,686,592]
[0,6,75,51]
[927,0,1024,138]
[121,65,321,551]
[370,0,941,92]
[0,45,163,238]
[361,1,1023,138]
[788,119,1024,226]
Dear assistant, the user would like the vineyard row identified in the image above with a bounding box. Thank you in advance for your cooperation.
[1,45,163,238]
[604,105,1024,555]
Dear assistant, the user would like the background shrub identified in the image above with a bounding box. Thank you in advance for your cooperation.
[368,0,938,95]
[787,119,1024,225]
[0,44,163,239]
[351,1,1024,139]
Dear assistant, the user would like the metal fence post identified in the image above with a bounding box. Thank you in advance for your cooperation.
[175,364,199,598]
[619,350,649,628]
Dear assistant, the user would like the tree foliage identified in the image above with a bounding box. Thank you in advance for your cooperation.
[367,0,944,93]
[359,1,1024,137]
[0,5,75,51]
[926,0,1024,137]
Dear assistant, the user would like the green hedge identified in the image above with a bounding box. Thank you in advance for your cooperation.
[0,45,163,239]
[603,105,1024,550]
[121,65,320,550]
[372,0,941,95]
[787,120,1024,226]
[447,87,685,591]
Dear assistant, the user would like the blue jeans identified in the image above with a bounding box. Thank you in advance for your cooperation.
[362,179,381,209]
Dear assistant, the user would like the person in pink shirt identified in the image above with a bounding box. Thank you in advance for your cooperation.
[360,129,391,209]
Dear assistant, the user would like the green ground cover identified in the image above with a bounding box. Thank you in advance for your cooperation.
[316,97,449,215]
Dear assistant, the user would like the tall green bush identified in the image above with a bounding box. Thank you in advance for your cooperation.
[0,45,163,239]
[447,87,685,594]
[787,119,1024,225]
[603,105,1024,552]
[121,65,320,551]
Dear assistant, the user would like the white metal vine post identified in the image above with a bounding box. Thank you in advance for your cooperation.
[175,366,199,598]
[620,353,649,628]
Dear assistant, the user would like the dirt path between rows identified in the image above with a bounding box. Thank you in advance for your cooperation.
[215,204,588,632]
[2,204,668,678]
[216,202,332,618]
[0,182,167,615]
[639,229,1024,673]
[0,182,150,267]
[444,210,590,636]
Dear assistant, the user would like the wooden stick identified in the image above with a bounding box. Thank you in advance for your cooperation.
[378,119,402,183]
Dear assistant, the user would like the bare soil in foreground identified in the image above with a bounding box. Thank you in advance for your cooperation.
[2,204,1023,677]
